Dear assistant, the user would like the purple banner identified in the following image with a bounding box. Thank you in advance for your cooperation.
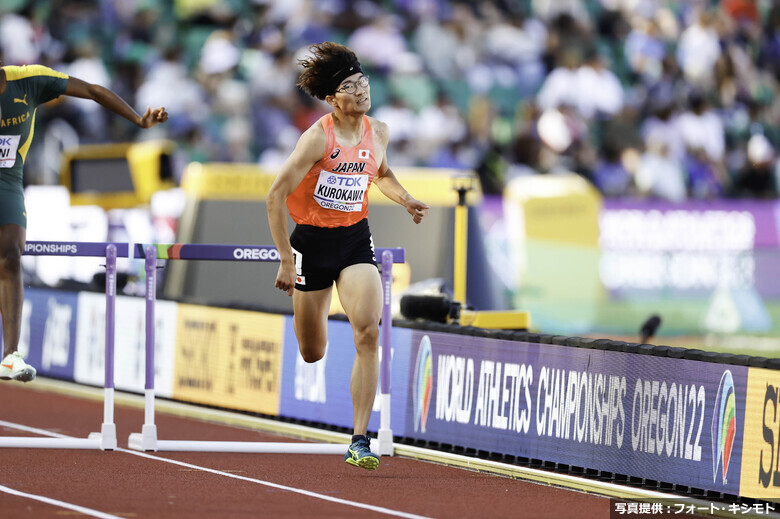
[24,241,128,257]
[600,199,780,300]
[278,318,412,434]
[133,243,405,263]
[405,330,747,495]
[20,288,78,380]
[602,198,780,249]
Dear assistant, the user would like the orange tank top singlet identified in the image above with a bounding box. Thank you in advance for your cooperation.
[286,114,379,228]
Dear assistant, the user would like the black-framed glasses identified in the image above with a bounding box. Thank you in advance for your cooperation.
[336,75,370,95]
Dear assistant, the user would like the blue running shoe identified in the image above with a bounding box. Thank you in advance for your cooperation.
[344,436,379,471]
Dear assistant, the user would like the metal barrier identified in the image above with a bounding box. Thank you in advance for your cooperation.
[13,241,404,454]
[0,242,122,450]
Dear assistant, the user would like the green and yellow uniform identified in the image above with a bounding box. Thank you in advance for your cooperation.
[0,65,69,228]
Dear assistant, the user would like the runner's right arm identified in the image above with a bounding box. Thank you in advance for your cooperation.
[266,125,326,295]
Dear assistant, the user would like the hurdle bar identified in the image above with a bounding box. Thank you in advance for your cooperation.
[0,242,123,450]
[128,244,404,455]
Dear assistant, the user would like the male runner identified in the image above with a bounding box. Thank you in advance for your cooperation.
[267,42,428,470]
[0,64,168,382]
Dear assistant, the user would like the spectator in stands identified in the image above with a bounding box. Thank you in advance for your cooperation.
[416,91,468,165]
[0,0,777,202]
[676,9,722,88]
[592,140,633,197]
[634,139,687,202]
[677,91,728,198]
[577,49,624,119]
[0,8,44,66]
[677,91,726,163]
[758,5,780,79]
[624,15,667,83]
[347,12,407,72]
[412,5,476,82]
[536,47,582,114]
[481,7,548,96]
[732,133,777,198]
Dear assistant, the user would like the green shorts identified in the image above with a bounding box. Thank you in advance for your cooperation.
[0,189,26,228]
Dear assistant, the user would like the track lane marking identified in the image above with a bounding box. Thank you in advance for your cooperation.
[121,448,432,519]
[0,421,433,519]
[0,484,124,519]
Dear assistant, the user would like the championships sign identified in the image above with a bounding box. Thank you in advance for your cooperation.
[405,331,748,495]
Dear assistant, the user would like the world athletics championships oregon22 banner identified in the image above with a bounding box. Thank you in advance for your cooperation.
[405,331,748,496]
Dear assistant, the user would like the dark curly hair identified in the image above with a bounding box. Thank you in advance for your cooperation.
[297,42,363,100]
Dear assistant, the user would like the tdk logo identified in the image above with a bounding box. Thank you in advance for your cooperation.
[232,248,279,261]
[327,175,363,187]
[0,137,13,145]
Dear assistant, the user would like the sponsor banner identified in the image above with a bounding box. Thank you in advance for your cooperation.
[173,304,283,415]
[278,317,411,433]
[19,288,78,380]
[113,296,178,396]
[739,367,780,500]
[74,293,178,396]
[602,199,780,249]
[406,331,747,495]
[24,241,129,257]
[601,199,780,299]
[133,243,281,262]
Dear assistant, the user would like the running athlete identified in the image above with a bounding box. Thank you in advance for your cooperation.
[0,64,168,382]
[267,42,429,471]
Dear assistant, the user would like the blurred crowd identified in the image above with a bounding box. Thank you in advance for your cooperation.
[5,0,780,200]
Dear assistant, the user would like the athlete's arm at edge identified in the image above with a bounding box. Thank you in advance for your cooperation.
[371,118,429,224]
[65,76,168,128]
[266,124,326,294]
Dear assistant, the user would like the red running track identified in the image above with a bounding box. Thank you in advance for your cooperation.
[0,379,612,518]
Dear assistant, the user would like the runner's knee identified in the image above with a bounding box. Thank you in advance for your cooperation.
[299,340,326,363]
[353,322,379,353]
[300,349,324,363]
[0,242,21,275]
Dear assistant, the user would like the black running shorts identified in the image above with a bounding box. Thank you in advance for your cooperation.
[289,218,377,292]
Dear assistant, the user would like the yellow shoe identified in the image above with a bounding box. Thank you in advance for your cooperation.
[344,436,380,471]
[0,352,37,382]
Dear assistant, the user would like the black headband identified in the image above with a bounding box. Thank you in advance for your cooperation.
[329,63,363,95]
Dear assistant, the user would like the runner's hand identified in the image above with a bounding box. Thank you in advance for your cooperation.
[139,106,168,128]
[274,262,297,296]
[406,198,430,224]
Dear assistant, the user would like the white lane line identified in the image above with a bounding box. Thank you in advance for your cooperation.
[0,420,71,437]
[0,484,124,519]
[0,421,433,519]
[121,448,433,519]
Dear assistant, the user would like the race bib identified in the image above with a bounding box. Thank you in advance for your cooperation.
[0,135,21,168]
[312,170,368,213]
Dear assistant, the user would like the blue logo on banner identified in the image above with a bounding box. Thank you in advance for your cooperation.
[413,336,433,433]
[712,370,736,484]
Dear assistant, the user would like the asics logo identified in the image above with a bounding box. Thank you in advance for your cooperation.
[330,148,341,159]
[13,95,27,106]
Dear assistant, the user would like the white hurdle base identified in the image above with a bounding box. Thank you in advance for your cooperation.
[128,425,158,451]
[377,429,394,456]
[128,434,348,454]
[0,428,116,450]
[0,437,102,449]
[377,394,394,456]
